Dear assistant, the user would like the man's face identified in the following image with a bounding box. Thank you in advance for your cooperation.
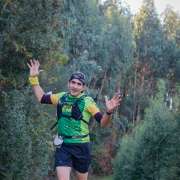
[68,79,85,96]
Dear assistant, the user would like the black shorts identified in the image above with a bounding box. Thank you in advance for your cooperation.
[55,143,91,173]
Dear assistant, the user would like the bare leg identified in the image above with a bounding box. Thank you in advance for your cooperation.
[76,171,88,180]
[56,166,71,180]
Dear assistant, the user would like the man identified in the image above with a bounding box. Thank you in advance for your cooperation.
[28,59,121,180]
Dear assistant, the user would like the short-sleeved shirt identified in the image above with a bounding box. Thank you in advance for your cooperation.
[41,92,102,143]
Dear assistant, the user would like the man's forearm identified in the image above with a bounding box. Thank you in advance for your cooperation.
[29,76,45,102]
[100,113,112,127]
[32,85,45,102]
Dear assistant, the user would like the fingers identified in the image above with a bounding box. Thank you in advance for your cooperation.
[30,59,34,66]
[112,99,120,106]
[105,94,121,104]
[104,95,109,104]
[27,62,31,69]
[35,59,40,67]
[105,93,122,107]
[112,93,122,102]
[28,59,40,67]
[111,96,122,108]
[37,60,40,67]
[115,101,121,107]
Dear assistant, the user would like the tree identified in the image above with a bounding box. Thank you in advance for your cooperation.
[130,0,165,124]
[0,1,62,179]
[134,0,164,75]
[162,7,180,82]
[114,80,180,180]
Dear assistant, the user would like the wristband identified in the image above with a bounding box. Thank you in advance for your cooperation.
[106,111,113,115]
[29,76,39,86]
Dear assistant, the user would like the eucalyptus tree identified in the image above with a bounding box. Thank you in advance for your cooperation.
[134,0,165,75]
[97,0,133,92]
[162,7,180,82]
[163,7,180,42]
[130,0,164,123]
[0,0,62,179]
[114,80,180,180]
[86,0,135,175]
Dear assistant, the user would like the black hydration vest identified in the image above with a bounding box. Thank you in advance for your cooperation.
[51,93,88,130]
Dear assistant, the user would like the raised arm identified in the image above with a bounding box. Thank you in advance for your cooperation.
[27,59,45,102]
[100,93,122,127]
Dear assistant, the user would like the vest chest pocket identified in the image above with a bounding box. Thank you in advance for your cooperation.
[62,103,72,114]
[56,94,88,124]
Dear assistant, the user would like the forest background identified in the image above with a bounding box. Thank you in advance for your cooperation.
[0,0,180,179]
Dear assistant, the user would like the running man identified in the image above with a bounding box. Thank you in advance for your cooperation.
[28,59,121,180]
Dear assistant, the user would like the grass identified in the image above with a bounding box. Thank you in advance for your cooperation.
[89,175,113,180]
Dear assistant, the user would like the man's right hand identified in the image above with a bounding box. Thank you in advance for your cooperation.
[27,59,40,76]
[27,59,45,102]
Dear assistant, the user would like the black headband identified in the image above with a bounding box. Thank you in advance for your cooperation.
[69,72,86,85]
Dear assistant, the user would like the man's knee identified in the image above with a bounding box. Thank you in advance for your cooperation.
[56,166,71,180]
[76,171,88,180]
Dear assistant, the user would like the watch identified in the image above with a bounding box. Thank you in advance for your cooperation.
[106,111,113,115]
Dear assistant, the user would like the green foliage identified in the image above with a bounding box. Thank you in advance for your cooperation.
[114,80,180,180]
[134,0,165,76]
[0,0,62,179]
[0,0,180,179]
[0,0,62,78]
[163,7,180,42]
[162,7,180,81]
[0,89,31,179]
[49,51,69,65]
[0,88,55,179]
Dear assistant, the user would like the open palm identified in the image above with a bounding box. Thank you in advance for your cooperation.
[27,59,40,76]
[105,93,121,113]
